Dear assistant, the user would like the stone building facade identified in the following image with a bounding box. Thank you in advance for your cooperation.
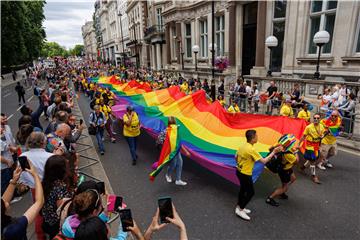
[81,21,97,60]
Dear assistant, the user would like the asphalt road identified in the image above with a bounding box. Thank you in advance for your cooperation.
[77,93,360,240]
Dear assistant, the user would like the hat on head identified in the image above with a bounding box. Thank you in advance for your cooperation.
[126,105,134,111]
[278,134,297,152]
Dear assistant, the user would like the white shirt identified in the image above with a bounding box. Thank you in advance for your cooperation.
[19,148,53,188]
[1,136,13,170]
[245,86,252,97]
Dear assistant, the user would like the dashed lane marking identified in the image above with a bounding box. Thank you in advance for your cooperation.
[27,96,34,102]
[7,114,14,120]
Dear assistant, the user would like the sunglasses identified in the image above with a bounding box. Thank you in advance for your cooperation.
[313,117,320,120]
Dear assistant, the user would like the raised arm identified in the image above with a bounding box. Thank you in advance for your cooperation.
[2,165,22,203]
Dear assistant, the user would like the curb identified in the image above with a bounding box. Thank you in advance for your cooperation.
[337,141,360,152]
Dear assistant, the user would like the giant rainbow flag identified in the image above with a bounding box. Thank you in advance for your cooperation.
[90,76,308,185]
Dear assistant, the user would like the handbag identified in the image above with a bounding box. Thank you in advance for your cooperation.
[88,125,97,135]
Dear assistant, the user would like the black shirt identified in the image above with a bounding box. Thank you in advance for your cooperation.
[267,86,278,99]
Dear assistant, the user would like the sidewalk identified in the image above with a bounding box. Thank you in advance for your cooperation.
[337,137,360,152]
[1,69,26,87]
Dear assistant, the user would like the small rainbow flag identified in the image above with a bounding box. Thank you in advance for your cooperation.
[321,116,342,137]
[149,124,180,181]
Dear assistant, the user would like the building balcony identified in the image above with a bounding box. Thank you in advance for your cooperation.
[126,39,141,47]
[143,25,165,43]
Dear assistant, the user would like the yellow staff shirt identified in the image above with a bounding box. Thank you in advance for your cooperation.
[100,105,112,120]
[282,153,297,170]
[303,123,325,143]
[320,119,339,145]
[280,105,294,117]
[123,112,140,137]
[228,105,240,113]
[236,142,262,176]
[297,110,311,122]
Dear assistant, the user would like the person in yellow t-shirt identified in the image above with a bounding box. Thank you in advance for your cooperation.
[99,99,116,143]
[297,104,311,122]
[180,81,189,93]
[298,113,327,184]
[217,95,226,108]
[228,102,240,113]
[280,99,294,117]
[318,110,341,170]
[234,130,282,221]
[266,134,299,207]
[123,105,141,165]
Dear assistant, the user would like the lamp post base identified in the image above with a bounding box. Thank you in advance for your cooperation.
[313,71,320,80]
[266,70,272,77]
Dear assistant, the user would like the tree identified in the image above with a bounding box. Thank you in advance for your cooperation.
[41,42,69,58]
[69,44,84,56]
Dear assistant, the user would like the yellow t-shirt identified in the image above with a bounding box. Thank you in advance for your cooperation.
[282,153,297,170]
[280,105,294,117]
[297,110,311,122]
[228,105,240,113]
[180,83,188,92]
[100,105,112,120]
[303,123,325,143]
[320,119,337,145]
[219,100,226,107]
[89,83,94,90]
[236,142,262,176]
[123,112,140,137]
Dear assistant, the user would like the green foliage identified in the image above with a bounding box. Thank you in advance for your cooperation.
[40,42,68,57]
[69,44,84,56]
[1,1,46,67]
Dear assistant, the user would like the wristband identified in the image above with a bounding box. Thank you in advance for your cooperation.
[9,179,17,185]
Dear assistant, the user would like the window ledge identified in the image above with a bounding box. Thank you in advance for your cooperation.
[198,58,209,63]
[296,57,334,64]
[341,56,360,64]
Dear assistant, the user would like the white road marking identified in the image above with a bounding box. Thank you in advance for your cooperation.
[3,93,11,98]
[7,114,14,120]
[26,87,32,92]
[16,105,23,111]
[27,96,34,102]
[338,147,360,157]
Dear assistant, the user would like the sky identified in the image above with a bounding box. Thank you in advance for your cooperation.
[44,0,95,49]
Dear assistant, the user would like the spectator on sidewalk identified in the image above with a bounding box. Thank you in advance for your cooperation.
[265,81,278,115]
[40,89,50,120]
[16,124,34,153]
[89,105,106,155]
[19,104,44,131]
[1,125,17,195]
[218,79,225,96]
[1,163,44,240]
[45,110,69,135]
[15,82,26,106]
[237,82,247,112]
[42,155,74,238]
[338,93,357,136]
[46,123,71,154]
[123,105,140,165]
[252,85,260,113]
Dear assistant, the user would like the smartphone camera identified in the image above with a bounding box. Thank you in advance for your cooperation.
[158,197,173,224]
[18,156,30,171]
[119,209,134,232]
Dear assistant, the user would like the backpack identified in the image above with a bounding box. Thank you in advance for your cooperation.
[265,153,284,173]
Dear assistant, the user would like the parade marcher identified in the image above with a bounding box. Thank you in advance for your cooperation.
[15,82,26,106]
[298,113,327,184]
[280,99,294,117]
[89,105,106,155]
[123,105,140,165]
[99,99,116,143]
[265,134,298,207]
[297,104,311,123]
[235,130,282,221]
[318,110,341,170]
[162,117,190,186]
[227,102,240,113]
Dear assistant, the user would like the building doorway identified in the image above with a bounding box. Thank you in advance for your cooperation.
[241,2,257,76]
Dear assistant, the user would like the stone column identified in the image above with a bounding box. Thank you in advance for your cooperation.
[176,22,182,64]
[165,24,171,64]
[228,2,236,67]
[255,1,266,67]
[156,44,162,70]
[151,44,156,70]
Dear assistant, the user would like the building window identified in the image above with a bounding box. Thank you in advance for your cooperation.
[308,0,337,54]
[185,23,192,58]
[156,8,163,27]
[171,27,177,60]
[271,0,286,72]
[199,19,208,57]
[215,15,225,56]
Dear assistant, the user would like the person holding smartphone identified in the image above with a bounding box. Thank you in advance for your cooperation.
[235,130,282,221]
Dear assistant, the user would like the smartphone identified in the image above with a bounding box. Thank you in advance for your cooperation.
[119,209,133,232]
[79,119,83,125]
[96,181,105,195]
[158,197,173,223]
[18,156,30,171]
[107,195,123,212]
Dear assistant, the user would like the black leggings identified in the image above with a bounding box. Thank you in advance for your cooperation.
[18,94,25,104]
[236,171,255,209]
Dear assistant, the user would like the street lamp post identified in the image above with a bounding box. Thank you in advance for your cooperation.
[265,36,278,77]
[132,17,139,70]
[209,43,217,79]
[313,30,330,80]
[192,45,199,72]
[117,11,126,66]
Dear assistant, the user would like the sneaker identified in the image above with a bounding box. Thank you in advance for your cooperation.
[235,208,251,221]
[111,138,116,143]
[132,160,136,165]
[235,205,251,214]
[100,151,104,155]
[280,193,288,200]
[317,163,326,170]
[10,197,23,204]
[165,174,172,183]
[266,197,280,207]
[175,180,187,186]
[325,162,333,168]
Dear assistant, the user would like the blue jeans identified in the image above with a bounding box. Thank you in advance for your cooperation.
[125,137,137,161]
[96,127,105,152]
[1,168,13,195]
[167,153,183,181]
[238,98,247,111]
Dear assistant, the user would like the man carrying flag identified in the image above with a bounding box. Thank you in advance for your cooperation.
[317,110,341,170]
[150,117,190,186]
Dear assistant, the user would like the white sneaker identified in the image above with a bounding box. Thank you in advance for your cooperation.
[317,163,326,170]
[165,174,172,183]
[325,162,333,168]
[235,208,250,221]
[10,197,23,204]
[235,205,251,214]
[175,180,187,186]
